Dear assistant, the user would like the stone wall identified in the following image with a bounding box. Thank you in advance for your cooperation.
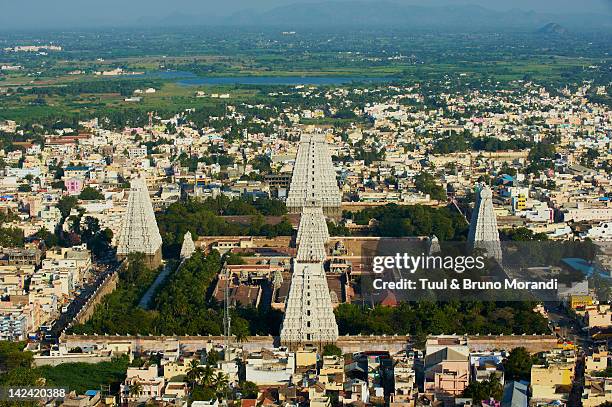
[33,354,113,367]
[467,335,558,353]
[71,271,119,326]
[61,334,557,354]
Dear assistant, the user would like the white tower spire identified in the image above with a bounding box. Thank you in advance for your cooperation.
[286,132,341,217]
[280,202,339,347]
[467,184,502,262]
[180,231,196,260]
[116,176,163,268]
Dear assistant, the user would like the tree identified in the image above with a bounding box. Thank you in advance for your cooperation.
[0,366,41,386]
[51,180,66,190]
[503,347,535,382]
[414,172,447,201]
[249,154,272,173]
[235,330,249,343]
[18,184,32,192]
[412,331,427,350]
[200,364,215,387]
[322,344,343,357]
[191,385,216,401]
[239,381,259,399]
[0,227,25,247]
[57,196,78,219]
[186,360,203,386]
[462,373,503,403]
[33,228,59,248]
[206,350,221,366]
[225,252,245,265]
[592,367,612,378]
[212,372,229,396]
[502,227,548,241]
[0,341,33,372]
[128,381,143,398]
[79,186,104,200]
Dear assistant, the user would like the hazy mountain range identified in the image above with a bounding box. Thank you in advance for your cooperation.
[147,2,612,32]
[228,2,602,29]
[2,1,611,32]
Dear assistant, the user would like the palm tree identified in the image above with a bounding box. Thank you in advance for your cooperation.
[200,364,215,387]
[186,359,204,387]
[212,372,229,395]
[235,330,249,344]
[128,381,143,398]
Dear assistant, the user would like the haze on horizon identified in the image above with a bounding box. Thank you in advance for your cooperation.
[1,0,611,30]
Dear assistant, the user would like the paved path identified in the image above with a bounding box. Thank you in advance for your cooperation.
[138,261,174,309]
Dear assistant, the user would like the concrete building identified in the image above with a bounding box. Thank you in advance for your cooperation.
[530,349,576,404]
[424,346,470,398]
[582,376,612,407]
[245,348,295,385]
[120,364,165,404]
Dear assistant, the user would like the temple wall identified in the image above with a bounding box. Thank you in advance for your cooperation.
[72,271,120,326]
[61,334,557,355]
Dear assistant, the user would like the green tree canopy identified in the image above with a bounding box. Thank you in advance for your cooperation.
[79,186,104,200]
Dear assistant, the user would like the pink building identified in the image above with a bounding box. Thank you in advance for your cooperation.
[121,365,165,404]
[424,347,470,397]
[64,178,84,195]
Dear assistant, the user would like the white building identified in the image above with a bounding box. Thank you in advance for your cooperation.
[581,222,612,241]
[245,348,295,385]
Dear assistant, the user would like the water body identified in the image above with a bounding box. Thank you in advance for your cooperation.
[137,70,197,80]
[141,70,396,86]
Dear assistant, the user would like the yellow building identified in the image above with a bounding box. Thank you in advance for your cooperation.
[295,347,318,368]
[531,349,576,403]
[163,358,196,380]
[319,355,345,391]
[514,194,527,211]
[570,295,593,310]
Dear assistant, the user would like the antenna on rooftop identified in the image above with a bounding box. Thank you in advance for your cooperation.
[223,263,231,362]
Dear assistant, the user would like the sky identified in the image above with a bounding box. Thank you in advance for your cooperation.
[2,0,611,29]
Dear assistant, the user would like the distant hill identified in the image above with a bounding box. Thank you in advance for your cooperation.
[218,2,612,31]
[226,2,541,29]
[537,22,569,35]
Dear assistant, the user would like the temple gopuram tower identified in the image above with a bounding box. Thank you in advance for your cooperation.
[116,176,163,268]
[467,184,502,262]
[286,132,341,218]
[280,202,339,348]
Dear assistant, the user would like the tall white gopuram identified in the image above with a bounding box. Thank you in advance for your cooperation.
[286,133,341,218]
[180,231,196,260]
[280,202,339,348]
[116,176,163,268]
[468,184,502,262]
